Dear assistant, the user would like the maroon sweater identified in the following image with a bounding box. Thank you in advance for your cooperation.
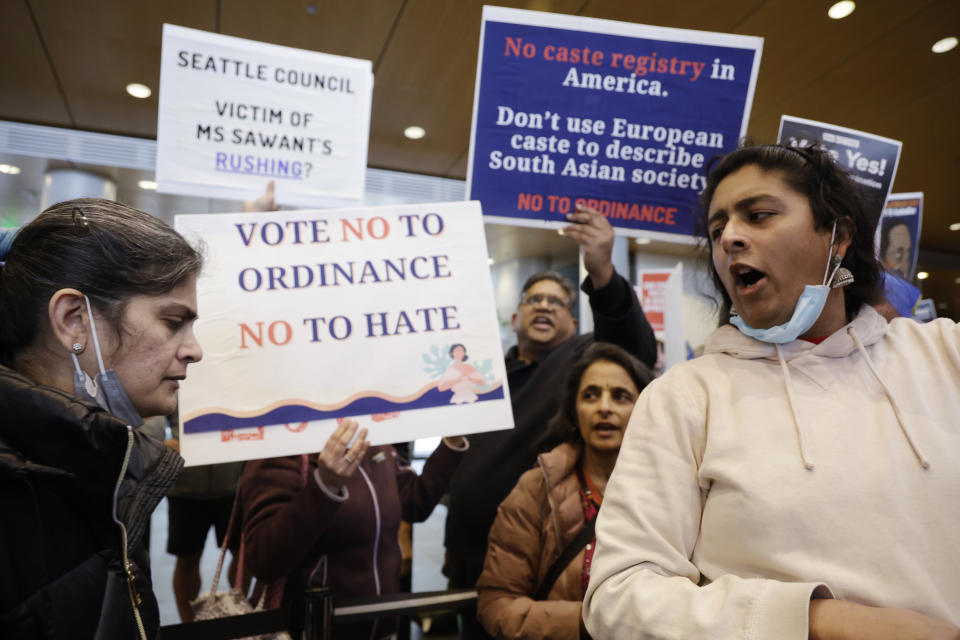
[239,442,463,637]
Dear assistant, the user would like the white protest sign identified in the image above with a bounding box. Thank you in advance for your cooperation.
[157,24,372,208]
[174,202,513,466]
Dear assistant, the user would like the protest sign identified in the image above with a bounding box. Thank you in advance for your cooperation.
[636,270,671,332]
[174,201,512,466]
[157,24,373,208]
[778,115,901,225]
[467,6,762,239]
[876,192,923,281]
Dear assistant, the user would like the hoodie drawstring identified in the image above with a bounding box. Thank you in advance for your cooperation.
[847,327,930,469]
[774,344,816,471]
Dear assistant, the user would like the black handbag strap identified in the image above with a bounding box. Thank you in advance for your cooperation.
[532,515,596,601]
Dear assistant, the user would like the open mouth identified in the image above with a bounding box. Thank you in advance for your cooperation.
[732,265,766,292]
[593,422,619,433]
[531,315,554,329]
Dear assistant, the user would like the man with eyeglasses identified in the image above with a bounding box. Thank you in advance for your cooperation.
[443,206,657,639]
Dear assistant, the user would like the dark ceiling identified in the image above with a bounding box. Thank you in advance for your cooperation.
[2,0,958,258]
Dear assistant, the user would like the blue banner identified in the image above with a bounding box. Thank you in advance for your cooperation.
[467,8,762,238]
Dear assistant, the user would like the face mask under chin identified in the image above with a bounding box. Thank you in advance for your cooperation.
[71,295,144,427]
[729,221,844,344]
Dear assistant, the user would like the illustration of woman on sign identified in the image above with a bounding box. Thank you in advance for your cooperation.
[438,343,485,404]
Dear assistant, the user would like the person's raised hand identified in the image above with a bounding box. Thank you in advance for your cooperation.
[316,418,369,492]
[561,204,615,289]
[242,180,278,212]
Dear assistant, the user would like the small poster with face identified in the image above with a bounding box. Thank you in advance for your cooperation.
[174,201,513,466]
[876,192,923,281]
[777,115,902,227]
[156,24,373,208]
[467,6,763,239]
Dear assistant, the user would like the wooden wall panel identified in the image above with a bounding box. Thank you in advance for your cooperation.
[30,0,217,137]
[0,1,73,127]
[581,0,765,33]
[743,1,937,138]
[219,0,403,61]
[880,74,960,254]
[369,0,583,176]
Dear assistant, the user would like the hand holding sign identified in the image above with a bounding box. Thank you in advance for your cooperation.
[317,418,369,492]
[242,180,279,212]
[562,204,615,288]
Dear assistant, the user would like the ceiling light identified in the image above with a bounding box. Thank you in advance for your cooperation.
[932,36,958,54]
[954,277,960,284]
[950,222,960,231]
[634,237,652,245]
[0,164,21,175]
[827,1,855,20]
[487,258,494,266]
[138,179,158,190]
[917,271,929,280]
[404,126,426,140]
[126,83,152,99]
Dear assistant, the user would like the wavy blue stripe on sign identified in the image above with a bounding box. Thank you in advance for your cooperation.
[183,386,506,434]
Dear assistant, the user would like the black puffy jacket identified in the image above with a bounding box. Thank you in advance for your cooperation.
[0,365,183,639]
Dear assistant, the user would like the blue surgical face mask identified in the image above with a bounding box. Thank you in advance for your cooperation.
[730,222,843,344]
[71,295,144,427]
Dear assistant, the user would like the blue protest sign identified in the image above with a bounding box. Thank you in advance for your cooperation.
[467,7,762,239]
[778,115,902,226]
[877,192,923,281]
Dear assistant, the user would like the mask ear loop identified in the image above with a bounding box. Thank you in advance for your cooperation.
[82,295,107,374]
[70,295,108,392]
[821,221,843,286]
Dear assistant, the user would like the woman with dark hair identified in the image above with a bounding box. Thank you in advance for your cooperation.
[438,343,485,404]
[584,145,960,638]
[0,198,202,639]
[476,343,653,640]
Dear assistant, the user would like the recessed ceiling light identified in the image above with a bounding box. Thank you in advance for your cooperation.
[635,237,652,245]
[126,83,152,99]
[138,179,158,190]
[0,164,21,175]
[404,126,426,140]
[917,271,929,280]
[932,36,958,54]
[827,1,855,20]
[487,258,494,266]
[949,222,960,231]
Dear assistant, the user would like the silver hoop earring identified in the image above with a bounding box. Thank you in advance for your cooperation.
[829,255,854,289]
[832,267,854,289]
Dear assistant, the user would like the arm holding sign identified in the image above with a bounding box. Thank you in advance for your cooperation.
[239,420,368,582]
[239,418,468,625]
[396,436,469,523]
[242,180,279,213]
[562,205,657,368]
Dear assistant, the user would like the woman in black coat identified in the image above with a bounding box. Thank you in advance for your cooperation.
[0,198,203,639]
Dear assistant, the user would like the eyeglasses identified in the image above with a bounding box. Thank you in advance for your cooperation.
[520,292,571,310]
